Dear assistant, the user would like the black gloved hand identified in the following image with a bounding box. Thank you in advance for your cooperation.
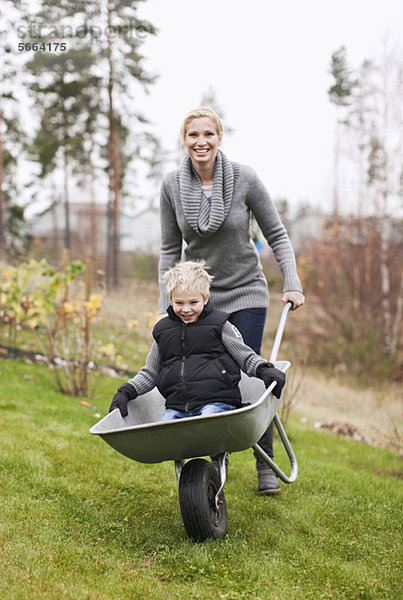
[256,363,286,399]
[109,383,138,417]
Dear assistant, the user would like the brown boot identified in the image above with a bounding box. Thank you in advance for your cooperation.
[254,424,280,494]
[257,464,281,495]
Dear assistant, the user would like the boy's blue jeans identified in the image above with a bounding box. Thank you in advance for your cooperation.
[160,402,235,421]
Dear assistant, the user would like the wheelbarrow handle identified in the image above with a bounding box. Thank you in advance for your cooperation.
[269,301,293,363]
[254,300,298,483]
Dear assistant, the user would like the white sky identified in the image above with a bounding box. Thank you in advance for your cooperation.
[137,0,403,214]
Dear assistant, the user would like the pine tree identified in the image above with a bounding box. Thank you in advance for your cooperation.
[328,46,356,216]
[28,0,157,287]
[0,0,30,256]
[23,1,158,285]
[27,48,102,251]
[99,0,157,288]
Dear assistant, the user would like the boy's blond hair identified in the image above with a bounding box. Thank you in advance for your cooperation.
[164,261,213,301]
[180,106,223,141]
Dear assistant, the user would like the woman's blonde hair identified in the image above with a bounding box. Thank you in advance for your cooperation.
[164,261,213,301]
[180,106,223,141]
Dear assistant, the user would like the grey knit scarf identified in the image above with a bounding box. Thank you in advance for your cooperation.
[177,149,239,237]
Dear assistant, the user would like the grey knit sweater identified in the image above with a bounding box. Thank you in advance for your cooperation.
[158,162,303,313]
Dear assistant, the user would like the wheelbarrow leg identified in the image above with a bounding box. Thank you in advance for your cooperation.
[213,453,228,510]
[175,454,228,509]
[174,460,185,484]
[253,413,298,484]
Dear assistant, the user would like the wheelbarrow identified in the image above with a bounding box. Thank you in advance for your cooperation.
[90,302,298,541]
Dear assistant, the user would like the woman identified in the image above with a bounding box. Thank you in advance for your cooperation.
[158,107,305,494]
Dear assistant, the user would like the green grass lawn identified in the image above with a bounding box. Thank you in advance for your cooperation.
[0,359,401,600]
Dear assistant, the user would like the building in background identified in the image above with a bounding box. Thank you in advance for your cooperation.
[27,202,161,260]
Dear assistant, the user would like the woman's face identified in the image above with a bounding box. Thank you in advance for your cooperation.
[184,117,222,170]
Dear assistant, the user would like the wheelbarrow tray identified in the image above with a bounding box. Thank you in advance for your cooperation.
[90,360,290,463]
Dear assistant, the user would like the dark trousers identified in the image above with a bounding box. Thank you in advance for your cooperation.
[229,308,274,461]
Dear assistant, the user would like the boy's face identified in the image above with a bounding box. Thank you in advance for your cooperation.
[171,286,208,324]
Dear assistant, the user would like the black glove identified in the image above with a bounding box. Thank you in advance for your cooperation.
[109,383,138,417]
[256,363,286,399]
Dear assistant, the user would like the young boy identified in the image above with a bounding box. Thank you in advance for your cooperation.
[109,261,285,420]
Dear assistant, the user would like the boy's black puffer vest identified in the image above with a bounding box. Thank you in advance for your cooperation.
[152,303,242,411]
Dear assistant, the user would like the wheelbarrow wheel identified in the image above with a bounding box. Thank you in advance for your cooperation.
[178,458,227,542]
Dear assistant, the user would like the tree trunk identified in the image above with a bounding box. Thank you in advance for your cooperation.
[379,46,392,355]
[0,96,5,253]
[63,144,71,250]
[390,272,403,356]
[332,117,341,219]
[110,123,120,288]
[51,188,60,263]
[106,195,113,288]
[89,166,97,262]
[106,12,120,290]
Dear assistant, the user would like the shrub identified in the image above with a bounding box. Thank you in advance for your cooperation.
[0,259,124,396]
[298,217,402,382]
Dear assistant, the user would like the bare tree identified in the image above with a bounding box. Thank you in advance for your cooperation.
[364,43,402,355]
[328,46,356,217]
